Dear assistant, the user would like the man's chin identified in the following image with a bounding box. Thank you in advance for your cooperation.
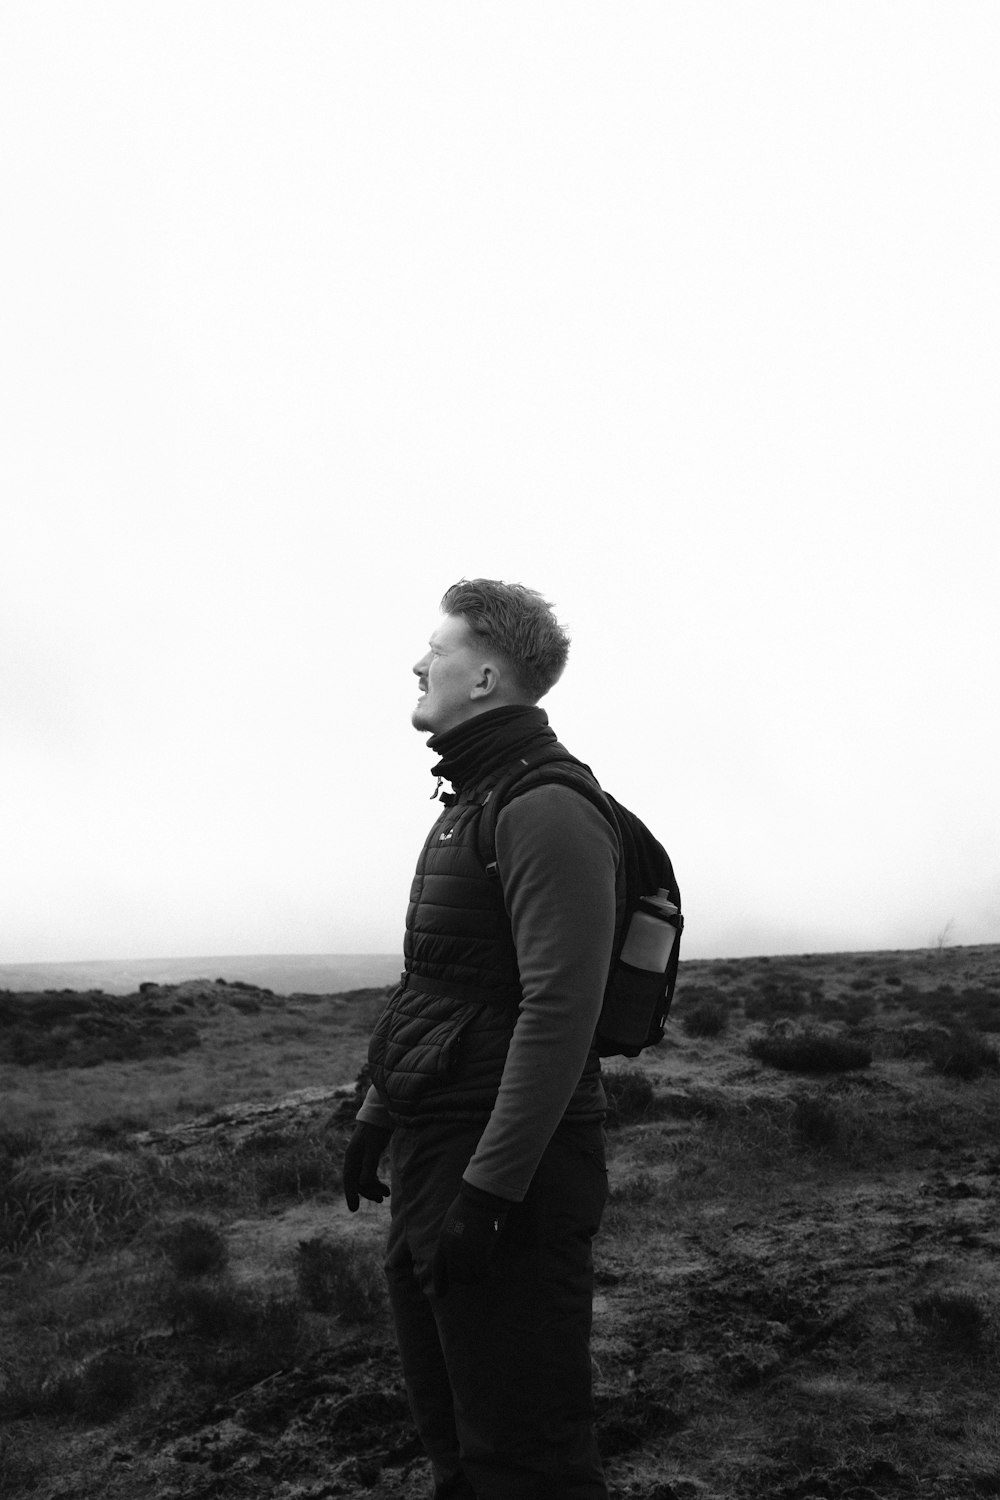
[411,705,435,733]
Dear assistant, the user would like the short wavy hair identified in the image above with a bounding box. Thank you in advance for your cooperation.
[440,578,570,702]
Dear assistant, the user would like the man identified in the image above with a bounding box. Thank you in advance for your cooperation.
[344,578,620,1500]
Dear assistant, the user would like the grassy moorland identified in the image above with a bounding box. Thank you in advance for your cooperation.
[1,946,998,1500]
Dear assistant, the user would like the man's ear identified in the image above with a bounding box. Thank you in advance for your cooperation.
[470,663,500,702]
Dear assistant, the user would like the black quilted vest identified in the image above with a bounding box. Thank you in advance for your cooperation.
[367,773,526,1123]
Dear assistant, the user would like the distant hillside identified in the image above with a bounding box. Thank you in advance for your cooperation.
[0,953,402,997]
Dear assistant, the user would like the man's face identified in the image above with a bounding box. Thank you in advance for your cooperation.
[412,613,487,735]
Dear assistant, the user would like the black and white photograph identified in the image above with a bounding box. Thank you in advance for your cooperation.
[2,5,998,1497]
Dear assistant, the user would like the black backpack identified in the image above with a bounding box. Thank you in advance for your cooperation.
[476,746,684,1058]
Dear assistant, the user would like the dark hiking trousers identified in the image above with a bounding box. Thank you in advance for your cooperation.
[385,1118,609,1500]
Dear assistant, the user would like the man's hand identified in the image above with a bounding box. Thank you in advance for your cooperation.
[432,1182,511,1297]
[343,1122,393,1211]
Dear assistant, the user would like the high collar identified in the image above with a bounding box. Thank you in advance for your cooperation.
[428,705,557,796]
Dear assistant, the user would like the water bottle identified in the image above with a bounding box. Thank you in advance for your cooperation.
[619,888,679,972]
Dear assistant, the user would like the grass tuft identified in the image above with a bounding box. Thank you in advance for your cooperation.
[1,1150,156,1258]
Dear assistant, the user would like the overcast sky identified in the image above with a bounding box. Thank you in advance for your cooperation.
[3,3,998,965]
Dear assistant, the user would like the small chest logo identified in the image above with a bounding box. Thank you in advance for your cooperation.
[439,829,455,842]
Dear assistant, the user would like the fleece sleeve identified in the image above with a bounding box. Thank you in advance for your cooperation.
[356,1083,394,1130]
[462,784,619,1201]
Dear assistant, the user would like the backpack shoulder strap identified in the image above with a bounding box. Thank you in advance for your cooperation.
[475,745,622,881]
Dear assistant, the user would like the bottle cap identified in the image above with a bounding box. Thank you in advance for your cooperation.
[642,888,678,915]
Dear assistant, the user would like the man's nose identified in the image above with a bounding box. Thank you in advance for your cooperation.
[413,653,430,677]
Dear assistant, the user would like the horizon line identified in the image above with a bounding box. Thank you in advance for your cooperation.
[2,940,995,970]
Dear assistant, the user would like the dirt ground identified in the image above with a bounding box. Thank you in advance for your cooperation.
[2,944,998,1499]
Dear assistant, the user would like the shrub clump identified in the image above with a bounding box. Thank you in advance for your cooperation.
[161,1278,306,1386]
[680,995,729,1039]
[0,991,201,1068]
[295,1235,386,1322]
[812,993,875,1026]
[239,1126,340,1203]
[605,1170,659,1232]
[743,976,812,1023]
[874,1022,953,1061]
[927,1027,1000,1081]
[603,1068,656,1126]
[791,1094,845,1151]
[749,1028,872,1075]
[158,1217,228,1278]
[0,1127,42,1162]
[913,1290,989,1350]
[66,1350,144,1421]
[954,986,1000,1033]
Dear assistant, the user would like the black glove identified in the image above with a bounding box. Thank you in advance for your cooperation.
[432,1181,511,1297]
[343,1122,393,1211]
